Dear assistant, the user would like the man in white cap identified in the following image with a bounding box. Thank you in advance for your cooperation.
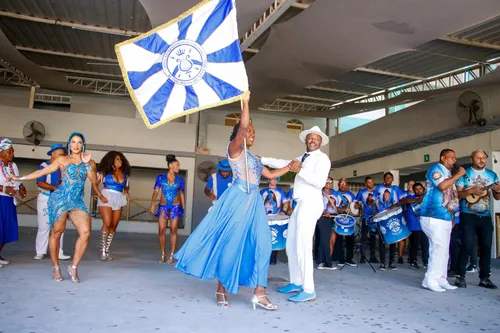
[34,143,71,260]
[261,126,331,302]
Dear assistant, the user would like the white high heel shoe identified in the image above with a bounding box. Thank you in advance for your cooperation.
[215,292,229,308]
[251,295,278,311]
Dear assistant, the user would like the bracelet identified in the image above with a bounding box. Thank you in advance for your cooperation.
[19,176,26,181]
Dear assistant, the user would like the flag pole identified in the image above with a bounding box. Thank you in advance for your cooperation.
[243,138,250,194]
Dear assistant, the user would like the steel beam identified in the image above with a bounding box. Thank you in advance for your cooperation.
[42,66,122,78]
[441,36,500,51]
[16,46,117,62]
[0,11,141,37]
[287,94,341,103]
[355,67,426,80]
[307,85,366,96]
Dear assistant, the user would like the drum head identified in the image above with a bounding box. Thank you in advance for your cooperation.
[334,214,356,227]
[373,206,402,223]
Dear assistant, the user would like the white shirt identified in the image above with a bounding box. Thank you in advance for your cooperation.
[261,149,331,202]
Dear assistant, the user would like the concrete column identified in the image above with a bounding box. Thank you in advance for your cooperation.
[196,111,208,150]
[389,169,400,187]
[28,86,36,109]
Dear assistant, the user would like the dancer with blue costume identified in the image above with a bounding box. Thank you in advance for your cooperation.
[93,151,131,261]
[9,132,97,283]
[150,154,185,264]
[174,93,295,311]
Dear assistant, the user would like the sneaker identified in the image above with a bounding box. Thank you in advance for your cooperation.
[370,257,379,264]
[389,263,397,270]
[478,278,498,289]
[337,261,346,266]
[423,264,428,269]
[359,257,366,264]
[346,260,357,267]
[379,264,386,271]
[398,257,404,265]
[409,262,420,269]
[58,252,71,260]
[466,265,478,273]
[0,256,10,265]
[34,254,44,260]
[318,264,337,270]
[455,277,467,288]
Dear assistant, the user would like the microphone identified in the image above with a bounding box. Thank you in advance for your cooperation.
[452,163,469,181]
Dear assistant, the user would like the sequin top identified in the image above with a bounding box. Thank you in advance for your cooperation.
[48,162,89,227]
[227,146,263,185]
[102,172,127,192]
[154,174,184,208]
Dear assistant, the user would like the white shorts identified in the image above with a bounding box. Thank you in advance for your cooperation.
[97,189,127,211]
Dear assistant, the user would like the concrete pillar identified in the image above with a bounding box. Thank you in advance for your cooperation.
[389,169,400,186]
[28,86,36,109]
[196,111,208,150]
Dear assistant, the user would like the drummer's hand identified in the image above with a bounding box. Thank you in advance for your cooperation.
[354,202,360,210]
[416,196,423,203]
[277,211,285,215]
[323,212,331,218]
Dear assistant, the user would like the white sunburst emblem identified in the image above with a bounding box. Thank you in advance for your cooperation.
[387,218,402,234]
[162,40,207,86]
[270,227,278,244]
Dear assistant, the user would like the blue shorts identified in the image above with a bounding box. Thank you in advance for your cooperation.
[156,204,183,220]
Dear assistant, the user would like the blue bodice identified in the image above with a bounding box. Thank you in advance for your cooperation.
[227,147,263,185]
[154,174,184,208]
[102,172,127,192]
[48,162,89,227]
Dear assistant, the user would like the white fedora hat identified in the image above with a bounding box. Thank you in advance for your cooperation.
[299,126,329,146]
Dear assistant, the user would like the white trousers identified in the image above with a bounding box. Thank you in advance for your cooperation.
[286,197,324,293]
[420,216,452,285]
[36,194,64,255]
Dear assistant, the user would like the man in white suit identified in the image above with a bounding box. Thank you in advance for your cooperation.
[261,126,331,302]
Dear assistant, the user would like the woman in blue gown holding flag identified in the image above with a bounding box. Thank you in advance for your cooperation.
[175,93,294,311]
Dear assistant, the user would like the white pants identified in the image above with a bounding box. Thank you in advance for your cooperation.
[420,216,452,285]
[36,193,64,255]
[286,197,324,293]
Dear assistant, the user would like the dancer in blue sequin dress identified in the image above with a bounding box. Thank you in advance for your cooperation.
[174,93,295,311]
[150,154,185,264]
[10,132,97,283]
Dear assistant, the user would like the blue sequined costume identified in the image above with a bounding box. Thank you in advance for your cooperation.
[102,173,127,192]
[154,174,184,219]
[48,162,89,228]
[175,146,272,294]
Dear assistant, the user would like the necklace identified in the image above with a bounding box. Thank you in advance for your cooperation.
[0,161,15,180]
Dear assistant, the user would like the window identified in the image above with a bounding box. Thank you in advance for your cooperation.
[287,119,304,133]
[224,113,240,127]
[339,109,385,133]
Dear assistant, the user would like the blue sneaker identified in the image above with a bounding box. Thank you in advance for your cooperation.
[277,283,302,294]
[288,291,316,302]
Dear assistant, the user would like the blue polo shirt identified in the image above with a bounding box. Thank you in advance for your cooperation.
[456,167,499,216]
[420,163,459,221]
[260,187,288,215]
[206,172,233,199]
[37,161,61,194]
[404,195,422,231]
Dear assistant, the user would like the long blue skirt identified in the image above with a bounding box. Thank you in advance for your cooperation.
[174,180,272,294]
[0,195,18,245]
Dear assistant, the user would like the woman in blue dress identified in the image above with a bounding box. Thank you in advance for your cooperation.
[9,132,97,283]
[149,154,185,264]
[93,151,131,261]
[174,93,294,311]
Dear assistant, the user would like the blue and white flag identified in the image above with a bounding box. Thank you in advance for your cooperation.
[115,0,248,129]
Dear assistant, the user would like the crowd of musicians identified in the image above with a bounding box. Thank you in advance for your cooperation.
[206,149,498,291]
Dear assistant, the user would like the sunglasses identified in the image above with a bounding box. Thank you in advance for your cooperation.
[326,180,333,184]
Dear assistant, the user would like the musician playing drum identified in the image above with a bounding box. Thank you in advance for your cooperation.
[455,150,499,289]
[355,176,378,264]
[420,149,463,293]
[315,177,339,270]
[373,172,406,271]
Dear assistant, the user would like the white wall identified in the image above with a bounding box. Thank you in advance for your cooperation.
[0,86,30,108]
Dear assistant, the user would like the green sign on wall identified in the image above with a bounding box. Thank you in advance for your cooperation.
[353,170,357,177]
[424,154,430,163]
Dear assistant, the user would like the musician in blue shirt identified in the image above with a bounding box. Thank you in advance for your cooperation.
[333,178,358,267]
[420,149,463,292]
[355,176,378,263]
[455,150,500,289]
[260,177,289,265]
[373,172,406,270]
[205,159,233,202]
[397,183,428,269]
